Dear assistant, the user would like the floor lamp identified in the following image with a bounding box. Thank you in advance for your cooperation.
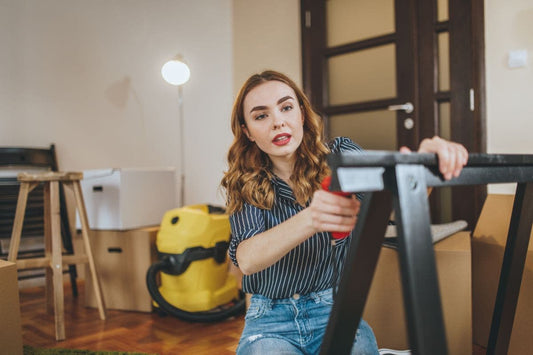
[161,55,190,207]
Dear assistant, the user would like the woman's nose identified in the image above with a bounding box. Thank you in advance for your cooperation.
[272,112,285,129]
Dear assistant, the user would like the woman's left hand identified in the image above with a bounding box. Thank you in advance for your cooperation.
[400,136,468,180]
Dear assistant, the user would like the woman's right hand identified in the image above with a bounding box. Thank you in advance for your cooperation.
[307,189,360,235]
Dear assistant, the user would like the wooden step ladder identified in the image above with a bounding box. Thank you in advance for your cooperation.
[8,171,106,341]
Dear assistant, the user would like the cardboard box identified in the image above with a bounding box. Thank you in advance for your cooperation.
[472,194,533,354]
[363,231,472,355]
[0,260,23,355]
[85,227,158,312]
[76,168,176,230]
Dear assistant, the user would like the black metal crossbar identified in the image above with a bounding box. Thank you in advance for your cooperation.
[320,152,533,355]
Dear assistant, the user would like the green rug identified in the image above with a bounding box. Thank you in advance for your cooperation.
[23,345,158,355]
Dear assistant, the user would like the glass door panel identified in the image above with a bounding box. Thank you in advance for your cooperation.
[438,32,450,91]
[329,110,397,150]
[437,101,452,222]
[437,0,449,21]
[328,44,397,105]
[437,186,453,222]
[326,0,395,46]
[438,102,451,140]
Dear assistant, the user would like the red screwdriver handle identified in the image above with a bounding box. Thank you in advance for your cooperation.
[321,176,351,239]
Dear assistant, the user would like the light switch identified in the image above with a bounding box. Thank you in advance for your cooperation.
[508,49,528,69]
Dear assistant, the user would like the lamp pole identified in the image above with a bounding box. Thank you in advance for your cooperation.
[161,55,190,207]
[177,85,185,207]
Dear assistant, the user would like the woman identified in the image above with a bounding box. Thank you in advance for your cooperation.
[221,70,467,354]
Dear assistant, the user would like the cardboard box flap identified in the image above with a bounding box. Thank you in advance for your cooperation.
[82,168,115,180]
[473,194,533,249]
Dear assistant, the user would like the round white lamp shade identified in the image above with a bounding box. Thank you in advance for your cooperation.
[161,59,190,86]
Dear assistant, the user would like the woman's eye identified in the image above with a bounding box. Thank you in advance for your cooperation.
[281,105,293,112]
[255,113,267,120]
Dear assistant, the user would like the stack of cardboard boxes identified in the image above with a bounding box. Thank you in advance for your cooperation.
[77,168,174,312]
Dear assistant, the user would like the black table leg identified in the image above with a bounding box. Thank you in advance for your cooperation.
[392,164,448,355]
[320,190,392,355]
[487,182,533,355]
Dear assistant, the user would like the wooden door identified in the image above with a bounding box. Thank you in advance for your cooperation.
[301,0,486,226]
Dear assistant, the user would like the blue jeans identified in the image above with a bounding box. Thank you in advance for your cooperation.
[236,288,379,355]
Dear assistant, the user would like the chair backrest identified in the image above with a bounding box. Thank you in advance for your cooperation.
[0,146,58,170]
[0,144,73,258]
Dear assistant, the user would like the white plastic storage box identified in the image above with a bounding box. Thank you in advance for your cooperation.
[76,168,176,230]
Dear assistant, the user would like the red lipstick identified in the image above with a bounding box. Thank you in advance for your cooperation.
[272,133,291,146]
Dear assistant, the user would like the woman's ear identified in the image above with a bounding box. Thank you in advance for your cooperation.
[241,124,254,142]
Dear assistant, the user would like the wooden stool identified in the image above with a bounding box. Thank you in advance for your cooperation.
[7,171,106,341]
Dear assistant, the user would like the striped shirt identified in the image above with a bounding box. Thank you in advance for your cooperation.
[229,137,364,299]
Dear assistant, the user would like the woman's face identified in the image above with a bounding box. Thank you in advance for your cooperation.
[242,80,304,165]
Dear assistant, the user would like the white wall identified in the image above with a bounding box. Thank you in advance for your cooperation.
[485,0,533,194]
[0,0,234,206]
[232,0,301,95]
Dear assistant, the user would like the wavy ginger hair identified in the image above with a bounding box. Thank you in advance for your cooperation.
[221,70,330,214]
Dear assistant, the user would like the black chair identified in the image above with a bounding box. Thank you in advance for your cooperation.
[0,144,78,296]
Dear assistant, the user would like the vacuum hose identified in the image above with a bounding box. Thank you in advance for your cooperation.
[146,255,246,322]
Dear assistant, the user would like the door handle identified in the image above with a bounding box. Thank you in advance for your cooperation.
[388,102,414,114]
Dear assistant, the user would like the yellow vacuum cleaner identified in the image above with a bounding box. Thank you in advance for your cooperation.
[146,204,245,322]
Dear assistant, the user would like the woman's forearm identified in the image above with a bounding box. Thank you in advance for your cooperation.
[236,208,316,275]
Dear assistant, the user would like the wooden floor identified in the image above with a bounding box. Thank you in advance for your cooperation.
[19,281,486,354]
[20,281,244,354]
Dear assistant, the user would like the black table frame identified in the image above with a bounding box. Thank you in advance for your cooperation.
[319,152,533,355]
